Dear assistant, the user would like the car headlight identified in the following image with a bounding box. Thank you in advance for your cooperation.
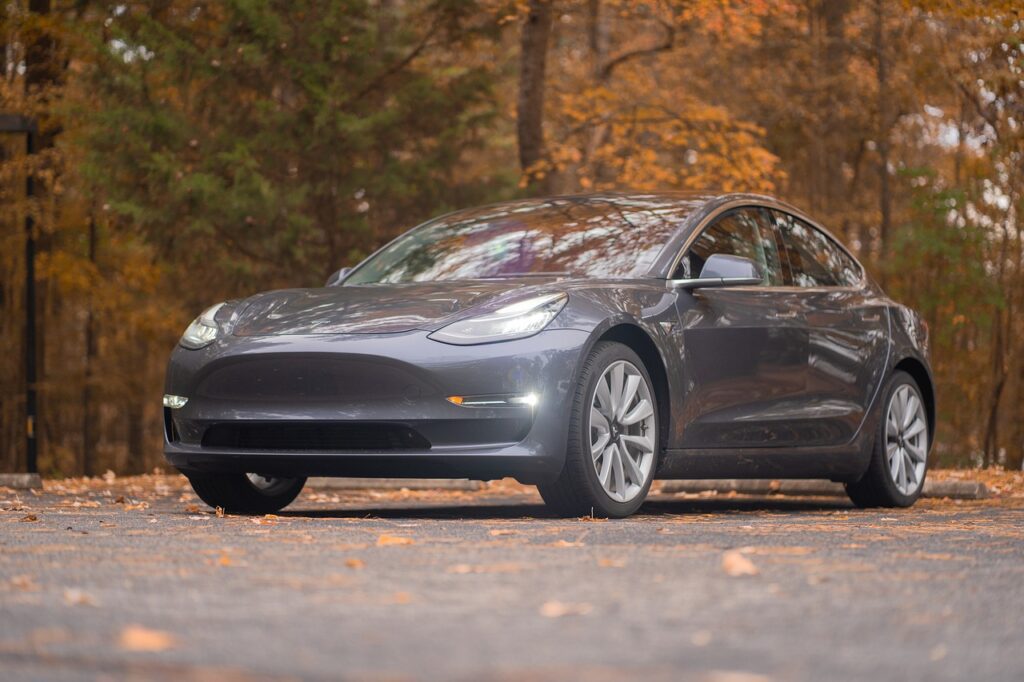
[179,303,226,350]
[429,293,568,345]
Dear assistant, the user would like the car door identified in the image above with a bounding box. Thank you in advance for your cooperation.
[769,209,890,446]
[672,207,810,449]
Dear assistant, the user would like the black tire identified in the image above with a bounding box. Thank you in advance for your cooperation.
[845,370,930,508]
[186,472,306,514]
[538,341,659,518]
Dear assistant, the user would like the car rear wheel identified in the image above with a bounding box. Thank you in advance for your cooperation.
[538,341,659,518]
[186,472,306,514]
[845,370,929,508]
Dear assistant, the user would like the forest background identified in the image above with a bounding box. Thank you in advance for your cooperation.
[1,0,1021,476]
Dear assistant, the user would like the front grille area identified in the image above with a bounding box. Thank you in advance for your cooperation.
[201,422,431,452]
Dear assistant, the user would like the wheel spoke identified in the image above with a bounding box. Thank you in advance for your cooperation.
[621,399,654,426]
[620,447,644,486]
[595,378,613,418]
[903,394,919,429]
[591,408,609,434]
[889,446,902,481]
[611,444,626,499]
[617,375,641,421]
[887,413,900,438]
[903,451,917,487]
[609,363,624,417]
[620,434,653,455]
[598,446,613,487]
[591,432,610,461]
[891,389,905,427]
[906,440,927,463]
[897,449,908,491]
[904,418,926,439]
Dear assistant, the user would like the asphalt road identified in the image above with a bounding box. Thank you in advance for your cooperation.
[2,478,1022,681]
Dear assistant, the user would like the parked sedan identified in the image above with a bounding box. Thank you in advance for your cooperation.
[163,192,934,517]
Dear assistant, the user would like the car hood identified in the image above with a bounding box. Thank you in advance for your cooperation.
[229,280,565,336]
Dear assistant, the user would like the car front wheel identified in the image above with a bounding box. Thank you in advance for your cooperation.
[538,341,659,518]
[186,472,306,514]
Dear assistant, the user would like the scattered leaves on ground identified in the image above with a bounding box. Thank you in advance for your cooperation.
[20,514,38,522]
[549,539,584,548]
[63,588,97,606]
[10,575,39,591]
[447,562,527,574]
[118,625,177,652]
[539,600,593,618]
[376,534,414,547]
[722,550,759,577]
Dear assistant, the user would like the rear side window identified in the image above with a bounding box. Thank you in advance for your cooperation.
[676,208,784,286]
[772,211,862,288]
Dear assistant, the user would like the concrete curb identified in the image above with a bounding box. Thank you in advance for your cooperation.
[658,478,990,500]
[307,477,484,491]
[0,473,43,491]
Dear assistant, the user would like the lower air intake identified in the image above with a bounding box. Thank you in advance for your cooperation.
[201,422,431,452]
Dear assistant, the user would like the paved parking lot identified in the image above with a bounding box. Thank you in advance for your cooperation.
[2,475,1023,681]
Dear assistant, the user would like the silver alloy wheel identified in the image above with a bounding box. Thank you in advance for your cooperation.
[246,473,288,493]
[589,360,656,503]
[885,384,928,495]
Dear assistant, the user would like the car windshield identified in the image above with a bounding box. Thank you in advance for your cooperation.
[344,195,703,284]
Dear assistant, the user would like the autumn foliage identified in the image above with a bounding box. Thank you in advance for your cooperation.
[1,0,1022,475]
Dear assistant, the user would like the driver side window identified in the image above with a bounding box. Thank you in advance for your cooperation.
[675,208,784,286]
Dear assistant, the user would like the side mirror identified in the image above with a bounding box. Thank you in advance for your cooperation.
[671,254,763,290]
[325,267,352,287]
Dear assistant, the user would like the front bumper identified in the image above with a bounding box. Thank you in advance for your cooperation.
[163,329,589,483]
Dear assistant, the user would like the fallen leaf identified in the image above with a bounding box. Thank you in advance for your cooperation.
[344,558,365,569]
[114,495,126,504]
[376,534,414,547]
[10,575,39,591]
[577,515,608,522]
[184,504,200,513]
[550,539,584,548]
[597,558,627,568]
[721,550,759,577]
[20,514,38,522]
[447,562,525,574]
[215,506,225,518]
[391,591,413,604]
[63,588,97,606]
[118,625,177,652]
[539,600,593,618]
[217,553,232,567]
[488,529,516,536]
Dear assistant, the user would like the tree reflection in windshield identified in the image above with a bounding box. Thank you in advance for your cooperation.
[345,194,711,283]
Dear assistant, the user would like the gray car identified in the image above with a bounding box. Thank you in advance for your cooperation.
[163,192,934,518]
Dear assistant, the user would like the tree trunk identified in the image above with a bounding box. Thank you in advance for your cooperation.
[875,0,892,270]
[517,0,553,187]
[81,213,98,476]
